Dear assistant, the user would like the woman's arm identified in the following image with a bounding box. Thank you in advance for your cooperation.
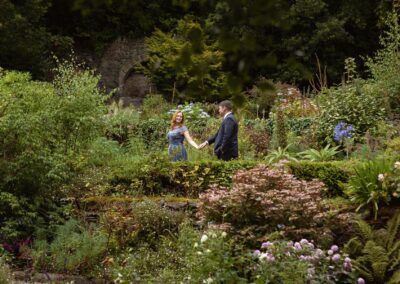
[183,131,199,149]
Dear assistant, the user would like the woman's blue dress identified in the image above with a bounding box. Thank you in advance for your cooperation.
[167,126,188,161]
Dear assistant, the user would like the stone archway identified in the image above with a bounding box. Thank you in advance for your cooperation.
[97,37,156,106]
[119,69,155,106]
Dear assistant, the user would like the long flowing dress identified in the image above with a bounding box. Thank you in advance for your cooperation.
[167,126,188,161]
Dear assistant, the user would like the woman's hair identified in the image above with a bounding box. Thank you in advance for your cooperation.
[171,111,185,129]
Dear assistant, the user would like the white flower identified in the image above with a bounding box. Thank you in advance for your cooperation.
[194,242,198,248]
[221,232,227,238]
[197,251,203,255]
[378,174,385,182]
[204,277,214,284]
[206,249,211,253]
[394,161,400,169]
[201,234,208,243]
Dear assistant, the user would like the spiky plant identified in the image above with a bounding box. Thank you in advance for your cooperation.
[265,145,298,165]
[299,144,340,161]
[344,211,400,284]
[345,158,394,219]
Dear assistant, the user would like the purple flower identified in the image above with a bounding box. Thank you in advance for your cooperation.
[357,278,365,284]
[334,122,354,142]
[330,245,339,253]
[344,257,351,263]
[253,250,261,257]
[261,241,272,248]
[294,242,302,250]
[332,253,341,262]
[343,261,352,271]
[300,239,309,245]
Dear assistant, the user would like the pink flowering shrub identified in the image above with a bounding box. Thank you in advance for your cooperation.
[198,166,330,241]
[252,239,357,283]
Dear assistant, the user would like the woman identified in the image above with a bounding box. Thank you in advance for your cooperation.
[168,111,199,161]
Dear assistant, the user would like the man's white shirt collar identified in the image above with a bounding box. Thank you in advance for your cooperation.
[224,111,232,120]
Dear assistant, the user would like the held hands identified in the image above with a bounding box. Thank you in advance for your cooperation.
[198,141,208,149]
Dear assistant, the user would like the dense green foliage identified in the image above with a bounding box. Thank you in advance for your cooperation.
[0,0,392,87]
[0,63,106,240]
[288,161,354,196]
[139,18,226,101]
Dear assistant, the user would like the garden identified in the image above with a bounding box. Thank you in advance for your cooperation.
[1,1,400,284]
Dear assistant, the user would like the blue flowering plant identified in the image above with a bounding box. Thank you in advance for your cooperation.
[334,122,355,158]
[334,122,354,142]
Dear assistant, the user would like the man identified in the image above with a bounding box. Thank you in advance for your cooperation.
[199,100,238,160]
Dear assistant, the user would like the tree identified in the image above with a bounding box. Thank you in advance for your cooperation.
[139,17,226,102]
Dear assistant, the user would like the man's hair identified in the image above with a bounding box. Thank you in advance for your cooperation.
[219,100,233,111]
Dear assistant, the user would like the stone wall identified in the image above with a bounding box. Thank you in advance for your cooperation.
[78,37,155,106]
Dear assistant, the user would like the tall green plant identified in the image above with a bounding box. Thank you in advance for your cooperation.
[366,9,400,117]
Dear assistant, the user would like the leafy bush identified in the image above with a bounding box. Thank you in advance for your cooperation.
[32,219,107,274]
[252,239,355,283]
[141,94,171,119]
[288,161,354,196]
[109,158,258,196]
[366,10,400,117]
[316,82,386,144]
[0,63,106,240]
[0,255,12,284]
[111,224,249,283]
[104,102,141,144]
[345,158,399,219]
[198,165,329,243]
[100,200,187,248]
[344,211,400,284]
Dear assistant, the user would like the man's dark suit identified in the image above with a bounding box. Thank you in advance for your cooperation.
[207,113,238,161]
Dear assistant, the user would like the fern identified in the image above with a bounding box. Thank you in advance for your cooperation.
[345,211,400,283]
[387,269,400,284]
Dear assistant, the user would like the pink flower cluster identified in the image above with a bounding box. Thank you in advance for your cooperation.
[198,166,328,238]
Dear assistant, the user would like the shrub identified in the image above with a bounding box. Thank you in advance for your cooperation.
[345,158,399,219]
[288,161,355,196]
[141,94,171,119]
[32,219,107,274]
[104,102,141,144]
[100,200,187,248]
[252,239,356,283]
[198,166,329,243]
[0,256,12,284]
[110,224,249,283]
[316,82,386,144]
[366,10,400,117]
[272,106,287,149]
[344,211,400,283]
[109,158,259,196]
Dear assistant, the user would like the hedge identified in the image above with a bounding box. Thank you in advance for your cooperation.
[109,158,261,197]
[287,160,357,196]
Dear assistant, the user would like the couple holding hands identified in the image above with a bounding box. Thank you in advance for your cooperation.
[167,100,238,161]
